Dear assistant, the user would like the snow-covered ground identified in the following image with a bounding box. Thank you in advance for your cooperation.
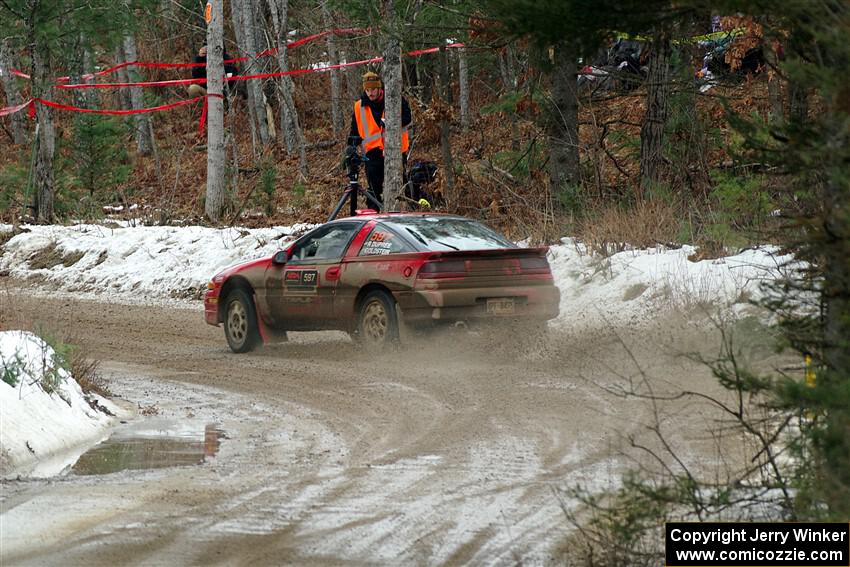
[0,330,123,478]
[0,222,798,478]
[0,222,795,324]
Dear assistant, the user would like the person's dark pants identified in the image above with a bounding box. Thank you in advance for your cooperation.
[364,156,385,207]
[363,152,407,210]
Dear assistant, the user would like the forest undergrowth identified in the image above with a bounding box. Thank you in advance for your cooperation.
[0,44,793,257]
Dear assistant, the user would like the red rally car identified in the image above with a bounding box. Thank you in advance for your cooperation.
[204,213,561,353]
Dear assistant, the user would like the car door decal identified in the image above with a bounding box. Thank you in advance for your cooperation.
[284,269,319,290]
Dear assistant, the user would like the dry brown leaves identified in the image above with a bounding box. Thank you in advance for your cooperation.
[722,16,763,72]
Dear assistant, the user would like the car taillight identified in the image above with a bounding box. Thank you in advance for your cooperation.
[519,256,551,274]
[416,260,467,279]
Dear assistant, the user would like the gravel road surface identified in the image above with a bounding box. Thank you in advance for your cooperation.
[1,291,737,565]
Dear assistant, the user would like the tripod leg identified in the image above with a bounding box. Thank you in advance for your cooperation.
[328,188,353,222]
[364,190,384,211]
[349,184,357,216]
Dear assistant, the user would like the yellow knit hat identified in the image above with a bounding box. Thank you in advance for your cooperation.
[362,71,382,90]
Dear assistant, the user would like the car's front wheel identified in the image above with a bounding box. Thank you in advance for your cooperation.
[224,288,261,353]
[356,290,399,350]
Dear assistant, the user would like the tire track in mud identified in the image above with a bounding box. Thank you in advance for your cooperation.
[1,291,729,565]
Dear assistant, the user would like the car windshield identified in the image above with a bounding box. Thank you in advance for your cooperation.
[382,217,516,251]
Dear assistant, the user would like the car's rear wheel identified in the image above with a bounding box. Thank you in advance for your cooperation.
[224,288,261,353]
[356,290,399,349]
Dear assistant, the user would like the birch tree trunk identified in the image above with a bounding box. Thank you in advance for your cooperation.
[268,0,308,176]
[381,0,403,211]
[548,41,580,197]
[639,32,671,196]
[0,40,27,145]
[321,1,344,133]
[205,0,228,222]
[122,33,154,156]
[31,43,55,222]
[457,47,470,131]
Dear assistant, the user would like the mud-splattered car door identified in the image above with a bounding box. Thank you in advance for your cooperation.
[266,221,362,329]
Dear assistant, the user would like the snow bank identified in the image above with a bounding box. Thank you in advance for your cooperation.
[547,239,797,331]
[0,331,121,479]
[0,224,311,301]
[0,225,799,329]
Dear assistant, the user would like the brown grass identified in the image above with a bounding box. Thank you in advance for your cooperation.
[0,290,111,397]
[27,242,88,270]
[0,229,21,249]
[70,351,111,398]
[578,199,683,256]
[27,243,64,270]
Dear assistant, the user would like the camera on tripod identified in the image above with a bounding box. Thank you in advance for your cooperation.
[328,145,381,221]
[344,145,362,180]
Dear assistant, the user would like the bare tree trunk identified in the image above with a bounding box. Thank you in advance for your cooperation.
[71,41,98,150]
[789,82,808,126]
[382,0,403,211]
[823,182,850,379]
[788,30,809,128]
[548,41,580,199]
[122,33,154,156]
[457,47,470,131]
[321,1,344,133]
[639,32,671,196]
[233,0,271,147]
[231,0,259,152]
[205,0,228,222]
[500,45,520,151]
[267,0,308,176]
[438,46,456,204]
[0,40,27,145]
[79,46,97,109]
[31,43,55,222]
[113,45,132,111]
[763,37,784,125]
[346,64,361,103]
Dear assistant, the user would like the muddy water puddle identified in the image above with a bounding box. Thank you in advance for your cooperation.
[71,420,225,476]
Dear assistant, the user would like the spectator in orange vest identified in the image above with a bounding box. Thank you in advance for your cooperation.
[346,71,412,205]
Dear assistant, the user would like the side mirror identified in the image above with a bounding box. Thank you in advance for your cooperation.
[272,250,289,265]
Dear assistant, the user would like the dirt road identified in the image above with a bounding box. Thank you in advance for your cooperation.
[0,291,734,565]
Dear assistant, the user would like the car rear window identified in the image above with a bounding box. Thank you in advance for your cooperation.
[382,217,516,251]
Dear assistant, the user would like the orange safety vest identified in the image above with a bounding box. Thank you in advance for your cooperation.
[354,100,410,154]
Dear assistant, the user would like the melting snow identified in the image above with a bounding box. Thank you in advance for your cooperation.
[0,223,798,480]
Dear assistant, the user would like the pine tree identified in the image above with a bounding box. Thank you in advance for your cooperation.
[0,0,153,222]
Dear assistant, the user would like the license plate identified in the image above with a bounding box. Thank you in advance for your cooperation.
[486,297,515,315]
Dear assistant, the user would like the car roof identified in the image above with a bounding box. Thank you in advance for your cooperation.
[327,212,465,224]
